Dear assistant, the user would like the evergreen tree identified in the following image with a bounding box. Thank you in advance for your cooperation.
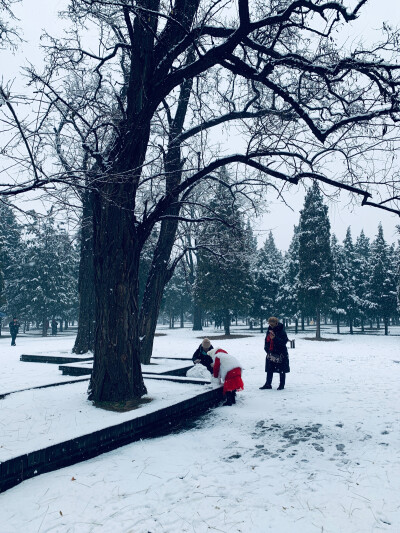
[298,182,334,338]
[15,214,78,335]
[369,224,398,334]
[388,243,399,326]
[0,201,23,319]
[341,227,358,334]
[195,174,253,335]
[353,230,373,331]
[53,228,79,327]
[330,234,346,333]
[395,238,400,318]
[251,231,282,332]
[278,225,301,333]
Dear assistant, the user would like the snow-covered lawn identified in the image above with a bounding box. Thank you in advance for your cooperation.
[0,328,399,532]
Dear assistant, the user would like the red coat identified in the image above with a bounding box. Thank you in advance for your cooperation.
[213,349,244,394]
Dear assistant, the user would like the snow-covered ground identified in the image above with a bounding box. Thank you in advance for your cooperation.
[0,327,399,532]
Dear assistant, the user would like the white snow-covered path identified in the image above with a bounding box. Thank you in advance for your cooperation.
[0,328,399,532]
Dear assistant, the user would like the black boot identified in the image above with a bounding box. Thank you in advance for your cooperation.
[232,391,236,404]
[277,373,285,390]
[259,383,272,390]
[223,391,233,406]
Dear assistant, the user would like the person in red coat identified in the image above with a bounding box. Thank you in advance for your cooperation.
[208,347,244,406]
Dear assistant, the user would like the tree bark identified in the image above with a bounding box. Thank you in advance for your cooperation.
[192,304,203,330]
[384,317,389,336]
[138,214,180,364]
[89,184,147,402]
[73,190,95,354]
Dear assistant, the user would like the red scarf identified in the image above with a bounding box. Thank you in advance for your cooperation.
[266,333,274,352]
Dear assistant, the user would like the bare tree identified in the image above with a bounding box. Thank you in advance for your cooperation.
[0,0,20,49]
[1,0,400,403]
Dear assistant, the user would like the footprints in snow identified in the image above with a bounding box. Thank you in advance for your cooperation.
[224,420,391,464]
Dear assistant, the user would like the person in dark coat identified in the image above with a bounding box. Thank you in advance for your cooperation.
[9,317,20,346]
[192,338,214,374]
[260,316,290,390]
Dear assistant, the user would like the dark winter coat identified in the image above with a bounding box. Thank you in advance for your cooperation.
[9,321,20,337]
[264,322,290,374]
[192,344,214,373]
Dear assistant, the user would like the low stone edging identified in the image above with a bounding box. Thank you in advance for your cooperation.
[20,354,93,364]
[0,386,223,493]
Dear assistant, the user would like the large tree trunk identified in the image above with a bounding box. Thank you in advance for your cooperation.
[73,191,95,354]
[336,314,340,334]
[89,184,147,402]
[138,216,180,364]
[192,304,203,331]
[88,0,199,402]
[384,317,389,336]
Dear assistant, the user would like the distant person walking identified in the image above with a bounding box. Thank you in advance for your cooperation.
[208,347,244,406]
[9,317,20,346]
[260,317,290,390]
[51,319,58,336]
[192,338,214,374]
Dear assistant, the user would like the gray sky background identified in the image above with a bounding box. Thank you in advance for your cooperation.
[2,0,400,250]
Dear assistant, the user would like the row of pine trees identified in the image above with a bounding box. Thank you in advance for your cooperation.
[162,182,400,336]
[1,180,399,338]
[0,203,79,335]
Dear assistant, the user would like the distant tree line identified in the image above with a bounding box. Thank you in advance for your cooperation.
[1,180,398,343]
[0,202,79,336]
[161,182,400,337]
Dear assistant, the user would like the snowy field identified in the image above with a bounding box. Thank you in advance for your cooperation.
[0,327,399,532]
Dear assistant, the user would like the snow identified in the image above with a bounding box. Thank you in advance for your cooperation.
[0,327,400,532]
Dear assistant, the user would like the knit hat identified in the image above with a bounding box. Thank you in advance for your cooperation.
[202,338,211,350]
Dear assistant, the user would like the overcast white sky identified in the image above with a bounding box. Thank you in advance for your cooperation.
[2,0,400,249]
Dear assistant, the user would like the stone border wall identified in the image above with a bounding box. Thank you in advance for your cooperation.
[0,386,223,493]
[20,354,93,364]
